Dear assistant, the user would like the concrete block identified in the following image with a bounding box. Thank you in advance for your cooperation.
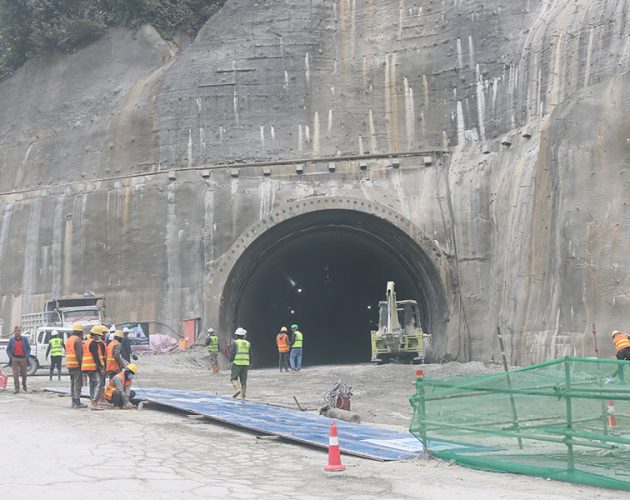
[423,156,433,166]
[263,167,271,176]
[168,170,176,180]
[230,168,239,178]
[296,163,304,174]
[359,160,368,170]
[501,136,512,147]
[201,170,210,178]
[522,128,532,139]
[390,158,400,168]
[328,162,336,172]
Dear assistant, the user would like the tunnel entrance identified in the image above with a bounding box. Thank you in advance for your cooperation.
[220,208,448,367]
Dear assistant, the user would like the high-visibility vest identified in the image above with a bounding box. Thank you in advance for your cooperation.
[292,331,303,348]
[614,333,630,352]
[106,339,121,372]
[276,333,289,353]
[49,337,64,357]
[207,335,219,353]
[81,338,104,371]
[233,339,250,366]
[65,336,79,369]
[103,370,131,401]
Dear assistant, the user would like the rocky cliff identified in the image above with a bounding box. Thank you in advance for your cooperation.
[0,0,629,365]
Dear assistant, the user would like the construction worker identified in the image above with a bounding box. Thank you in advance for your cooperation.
[105,330,127,379]
[120,327,132,363]
[103,363,137,409]
[6,326,30,394]
[66,324,86,409]
[81,325,107,410]
[276,326,290,372]
[289,324,303,371]
[230,328,250,399]
[46,330,65,380]
[205,328,220,373]
[612,330,630,360]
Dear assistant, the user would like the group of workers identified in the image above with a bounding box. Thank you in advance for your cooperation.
[204,323,305,400]
[275,324,304,372]
[65,323,138,410]
[5,323,138,409]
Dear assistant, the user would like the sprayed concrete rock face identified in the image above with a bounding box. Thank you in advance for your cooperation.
[0,1,629,365]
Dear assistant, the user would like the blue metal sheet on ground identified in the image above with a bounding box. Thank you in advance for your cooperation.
[45,387,495,461]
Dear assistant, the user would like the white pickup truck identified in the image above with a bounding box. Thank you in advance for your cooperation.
[0,326,72,376]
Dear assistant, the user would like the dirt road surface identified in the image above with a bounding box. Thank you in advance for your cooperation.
[0,349,622,499]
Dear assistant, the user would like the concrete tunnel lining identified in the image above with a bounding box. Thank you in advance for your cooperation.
[219,206,449,367]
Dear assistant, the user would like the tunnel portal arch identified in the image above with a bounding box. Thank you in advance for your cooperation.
[218,197,451,367]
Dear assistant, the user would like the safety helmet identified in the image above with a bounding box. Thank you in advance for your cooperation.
[612,330,621,338]
[122,327,130,334]
[234,327,247,337]
[90,325,104,336]
[114,330,124,340]
[208,328,215,334]
[51,329,59,336]
[280,326,288,332]
[109,325,116,332]
[72,323,84,333]
[291,324,299,330]
[126,363,137,374]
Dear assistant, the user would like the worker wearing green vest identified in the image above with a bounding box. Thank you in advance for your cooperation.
[205,328,220,373]
[289,324,303,371]
[230,327,250,400]
[46,330,65,380]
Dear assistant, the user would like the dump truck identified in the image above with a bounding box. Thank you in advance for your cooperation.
[1,293,105,375]
[20,294,105,335]
[370,281,431,364]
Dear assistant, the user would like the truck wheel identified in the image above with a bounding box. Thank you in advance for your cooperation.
[27,357,39,376]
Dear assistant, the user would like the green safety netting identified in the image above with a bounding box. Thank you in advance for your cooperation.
[409,357,630,491]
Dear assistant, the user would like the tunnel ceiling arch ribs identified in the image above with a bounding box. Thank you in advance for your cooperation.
[220,199,450,366]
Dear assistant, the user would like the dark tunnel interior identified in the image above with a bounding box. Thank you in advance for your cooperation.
[221,209,446,367]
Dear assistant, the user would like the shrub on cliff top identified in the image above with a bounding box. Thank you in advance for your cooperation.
[0,0,224,80]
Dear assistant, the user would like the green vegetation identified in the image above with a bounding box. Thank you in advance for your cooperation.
[0,0,224,80]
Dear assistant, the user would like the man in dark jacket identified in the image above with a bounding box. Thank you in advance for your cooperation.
[5,326,31,394]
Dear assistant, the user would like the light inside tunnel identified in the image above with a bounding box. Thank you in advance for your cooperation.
[221,209,447,367]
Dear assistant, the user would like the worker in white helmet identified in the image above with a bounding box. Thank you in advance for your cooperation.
[230,328,250,399]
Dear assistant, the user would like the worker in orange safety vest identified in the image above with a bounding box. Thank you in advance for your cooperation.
[276,326,290,372]
[612,330,630,360]
[66,323,86,409]
[103,363,137,409]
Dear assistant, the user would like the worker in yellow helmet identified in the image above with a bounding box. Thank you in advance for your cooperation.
[103,363,137,409]
[612,330,630,360]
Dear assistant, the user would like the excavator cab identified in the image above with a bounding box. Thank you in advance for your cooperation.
[370,281,430,364]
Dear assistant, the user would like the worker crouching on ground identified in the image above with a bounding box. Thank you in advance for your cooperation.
[612,330,630,360]
[106,330,127,380]
[103,363,137,409]
[66,323,86,409]
[81,325,107,410]
[205,328,220,373]
[276,326,290,372]
[230,328,250,399]
[46,330,65,380]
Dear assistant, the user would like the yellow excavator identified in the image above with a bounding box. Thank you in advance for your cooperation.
[370,281,430,364]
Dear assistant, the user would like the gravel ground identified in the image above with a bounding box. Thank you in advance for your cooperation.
[0,351,622,499]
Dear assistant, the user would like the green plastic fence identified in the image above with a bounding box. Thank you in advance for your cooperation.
[409,357,630,490]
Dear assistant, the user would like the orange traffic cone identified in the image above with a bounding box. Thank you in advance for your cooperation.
[324,421,346,472]
[607,400,618,430]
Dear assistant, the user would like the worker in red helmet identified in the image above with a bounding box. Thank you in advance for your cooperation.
[612,330,630,360]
